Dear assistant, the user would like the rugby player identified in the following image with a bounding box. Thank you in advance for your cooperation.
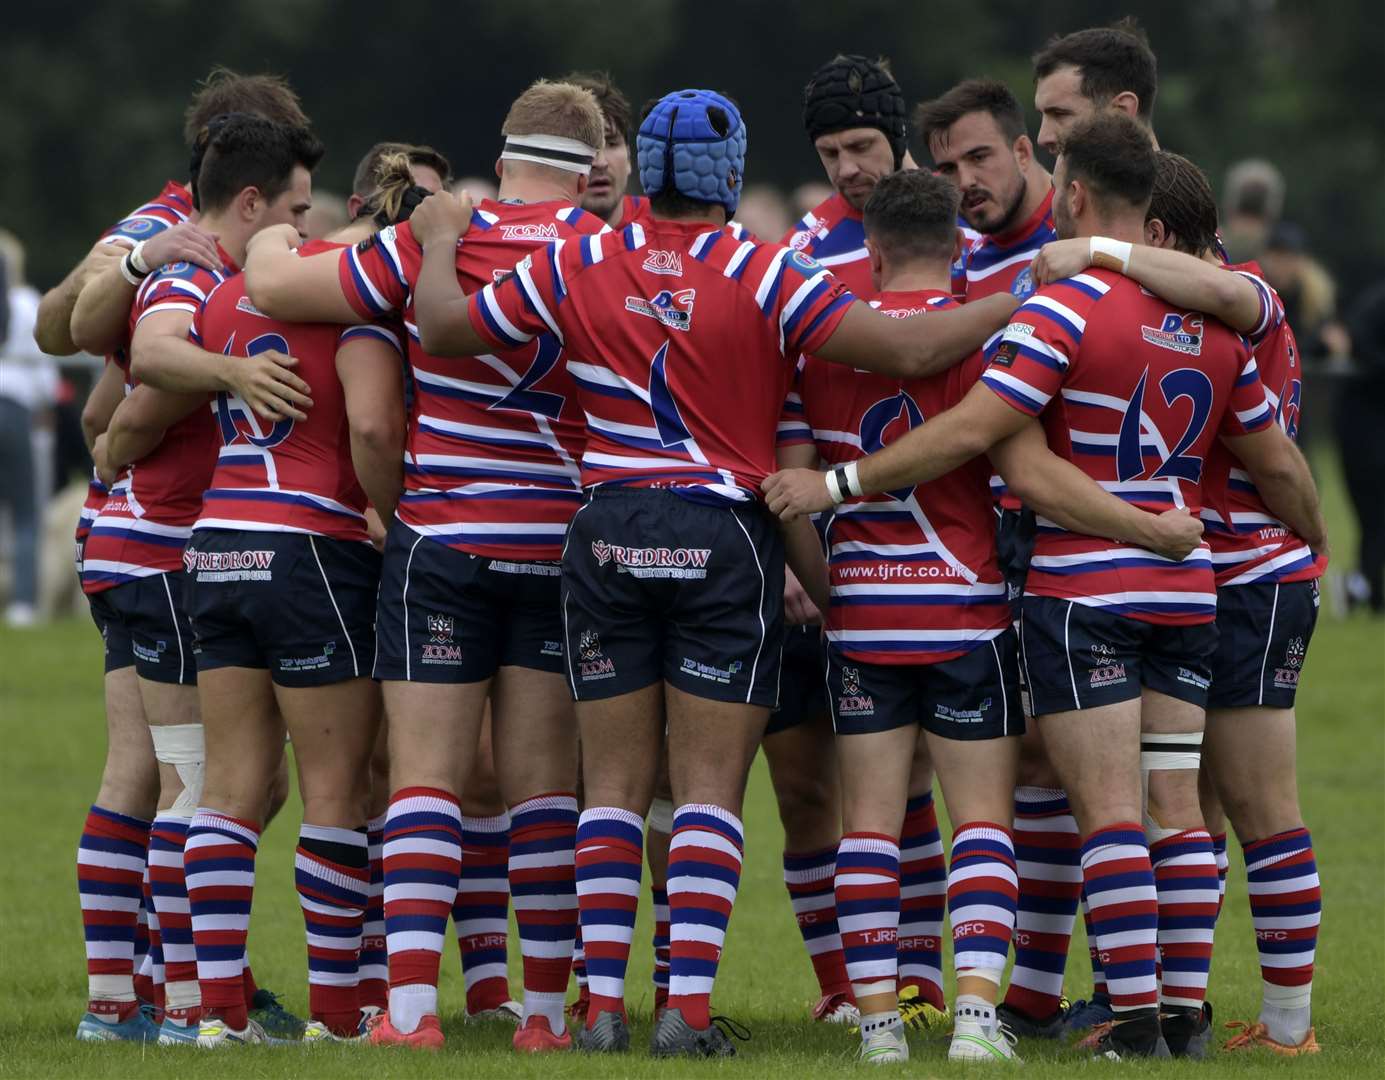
[1032,18,1159,156]
[763,113,1326,1059]
[402,87,1019,1057]
[242,80,611,1052]
[1032,150,1325,1055]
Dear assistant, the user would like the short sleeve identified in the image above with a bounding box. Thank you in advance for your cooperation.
[133,264,214,328]
[338,321,404,357]
[468,240,569,350]
[339,222,419,319]
[1220,343,1275,436]
[1232,270,1286,348]
[978,295,1078,416]
[776,361,813,447]
[763,247,854,357]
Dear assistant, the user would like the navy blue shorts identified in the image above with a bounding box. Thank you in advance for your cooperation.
[562,487,784,707]
[765,624,828,736]
[185,529,379,687]
[86,574,196,685]
[826,629,1023,739]
[995,507,1036,618]
[1020,596,1218,717]
[373,520,564,684]
[1208,580,1319,709]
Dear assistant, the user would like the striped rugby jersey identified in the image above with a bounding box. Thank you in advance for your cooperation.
[191,243,402,542]
[467,218,855,502]
[980,268,1274,625]
[797,289,1011,665]
[1201,262,1323,587]
[82,249,236,592]
[952,188,1055,303]
[784,193,874,296]
[338,198,607,560]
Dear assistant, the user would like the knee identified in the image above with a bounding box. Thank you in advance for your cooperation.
[264,754,291,824]
[773,768,836,826]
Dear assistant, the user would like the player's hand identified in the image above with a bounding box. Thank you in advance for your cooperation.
[364,506,387,552]
[92,434,118,487]
[1031,238,1093,286]
[224,350,313,422]
[762,468,834,520]
[246,223,304,258]
[410,189,473,250]
[783,567,823,625]
[1144,507,1205,562]
[141,221,222,273]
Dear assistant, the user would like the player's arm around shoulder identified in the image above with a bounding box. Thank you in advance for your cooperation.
[102,380,206,478]
[244,224,358,324]
[1223,424,1328,560]
[409,189,489,357]
[337,325,406,522]
[50,243,126,355]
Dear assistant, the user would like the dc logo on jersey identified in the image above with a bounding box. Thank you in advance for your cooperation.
[215,394,294,449]
[1141,311,1204,355]
[625,288,695,331]
[1010,266,1036,299]
[860,392,925,501]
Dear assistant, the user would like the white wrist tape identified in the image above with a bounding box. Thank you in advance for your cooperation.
[128,240,150,275]
[646,797,674,835]
[824,468,846,505]
[118,251,145,287]
[151,723,205,819]
[843,460,863,497]
[1090,236,1132,274]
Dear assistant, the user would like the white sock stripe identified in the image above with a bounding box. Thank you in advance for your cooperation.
[461,812,511,833]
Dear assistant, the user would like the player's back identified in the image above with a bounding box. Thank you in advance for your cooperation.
[489,218,853,502]
[983,269,1272,623]
[193,248,394,541]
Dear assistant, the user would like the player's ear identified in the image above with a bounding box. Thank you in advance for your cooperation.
[1145,217,1166,247]
[576,172,589,196]
[494,157,504,182]
[237,186,261,223]
[1067,178,1085,221]
[1109,91,1141,121]
[952,227,964,265]
[865,236,882,275]
[1014,134,1033,169]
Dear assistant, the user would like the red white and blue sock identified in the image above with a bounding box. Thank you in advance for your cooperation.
[296,824,369,1036]
[77,806,150,1021]
[1080,825,1158,1014]
[948,823,1018,985]
[574,807,643,1024]
[897,792,946,1010]
[185,811,259,1031]
[1004,788,1082,1019]
[509,793,579,1033]
[835,833,901,1003]
[140,865,165,1011]
[571,926,588,991]
[783,847,851,1003]
[1211,832,1230,917]
[383,787,462,1034]
[1081,890,1109,1001]
[133,877,151,1003]
[454,812,512,1015]
[1150,828,1219,1010]
[667,804,744,1029]
[149,813,199,1024]
[1243,828,1320,1045]
[651,886,671,1006]
[358,813,387,1011]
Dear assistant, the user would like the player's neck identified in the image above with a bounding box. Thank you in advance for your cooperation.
[496,176,578,206]
[1079,215,1144,246]
[197,211,246,266]
[328,218,378,246]
[1015,168,1053,228]
[879,263,951,295]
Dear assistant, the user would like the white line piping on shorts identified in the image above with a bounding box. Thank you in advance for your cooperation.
[1019,610,1035,712]
[558,500,594,699]
[729,512,768,705]
[823,643,838,734]
[400,533,423,682]
[1257,582,1280,708]
[991,637,1009,736]
[160,573,187,685]
[1064,601,1080,711]
[310,535,359,677]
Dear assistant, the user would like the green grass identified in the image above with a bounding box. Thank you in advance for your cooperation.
[1,610,1381,1079]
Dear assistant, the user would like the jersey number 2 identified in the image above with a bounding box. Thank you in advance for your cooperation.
[1116,366,1213,484]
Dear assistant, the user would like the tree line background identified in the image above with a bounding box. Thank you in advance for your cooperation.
[3,0,1382,306]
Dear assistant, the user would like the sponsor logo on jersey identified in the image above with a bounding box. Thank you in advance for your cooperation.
[183,547,275,582]
[235,296,269,319]
[642,249,684,276]
[787,249,822,276]
[500,222,560,241]
[117,218,155,236]
[1141,311,1204,355]
[421,613,462,665]
[591,538,711,579]
[990,340,1019,368]
[1010,265,1036,299]
[625,288,695,331]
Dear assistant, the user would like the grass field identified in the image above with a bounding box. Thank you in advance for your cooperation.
[1,609,1380,1079]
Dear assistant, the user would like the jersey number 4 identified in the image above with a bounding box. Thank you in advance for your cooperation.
[1117,366,1213,484]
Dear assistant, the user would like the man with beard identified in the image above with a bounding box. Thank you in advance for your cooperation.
[1032,18,1159,157]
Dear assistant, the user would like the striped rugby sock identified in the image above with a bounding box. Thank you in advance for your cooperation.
[296,824,369,1035]
[1244,828,1320,1044]
[1004,787,1083,1019]
[454,812,512,1014]
[383,787,462,1033]
[1151,829,1219,1010]
[358,814,388,1011]
[1080,824,1158,1014]
[667,804,744,1030]
[783,847,851,1001]
[575,807,643,1025]
[651,886,671,1005]
[949,823,1018,985]
[835,833,901,1003]
[185,810,259,1030]
[571,924,588,989]
[898,792,946,1010]
[509,793,578,1032]
[77,806,150,1019]
[150,813,200,1023]
[1211,832,1230,918]
[141,865,165,1010]
[1081,890,1109,1000]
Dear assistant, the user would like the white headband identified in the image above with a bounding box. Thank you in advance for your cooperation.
[500,132,598,175]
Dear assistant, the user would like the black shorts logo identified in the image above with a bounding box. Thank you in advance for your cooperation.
[577,628,616,681]
[836,665,874,717]
[1274,635,1306,689]
[422,613,463,666]
[1088,642,1127,689]
[590,538,711,580]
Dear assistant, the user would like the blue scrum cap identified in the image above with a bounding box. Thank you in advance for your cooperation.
[637,89,747,216]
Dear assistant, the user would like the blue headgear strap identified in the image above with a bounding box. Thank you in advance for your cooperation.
[637,89,747,216]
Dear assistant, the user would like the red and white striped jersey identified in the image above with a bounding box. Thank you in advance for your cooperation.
[798,289,1011,665]
[980,269,1274,625]
[951,188,1055,303]
[337,198,607,560]
[783,193,874,296]
[1201,262,1324,587]
[191,242,403,542]
[467,219,855,503]
[81,250,235,592]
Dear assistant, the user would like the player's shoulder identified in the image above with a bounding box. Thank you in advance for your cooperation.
[101,180,193,246]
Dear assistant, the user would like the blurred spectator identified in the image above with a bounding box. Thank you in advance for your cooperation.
[452,175,498,203]
[1221,158,1285,264]
[1340,279,1385,613]
[735,184,792,242]
[305,189,349,238]
[0,230,60,627]
[1259,222,1352,363]
[791,181,833,219]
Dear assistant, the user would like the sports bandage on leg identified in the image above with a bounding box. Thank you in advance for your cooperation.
[646,797,674,835]
[1141,731,1204,843]
[151,724,205,820]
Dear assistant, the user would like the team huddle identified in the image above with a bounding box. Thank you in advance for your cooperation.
[50,15,1326,1066]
